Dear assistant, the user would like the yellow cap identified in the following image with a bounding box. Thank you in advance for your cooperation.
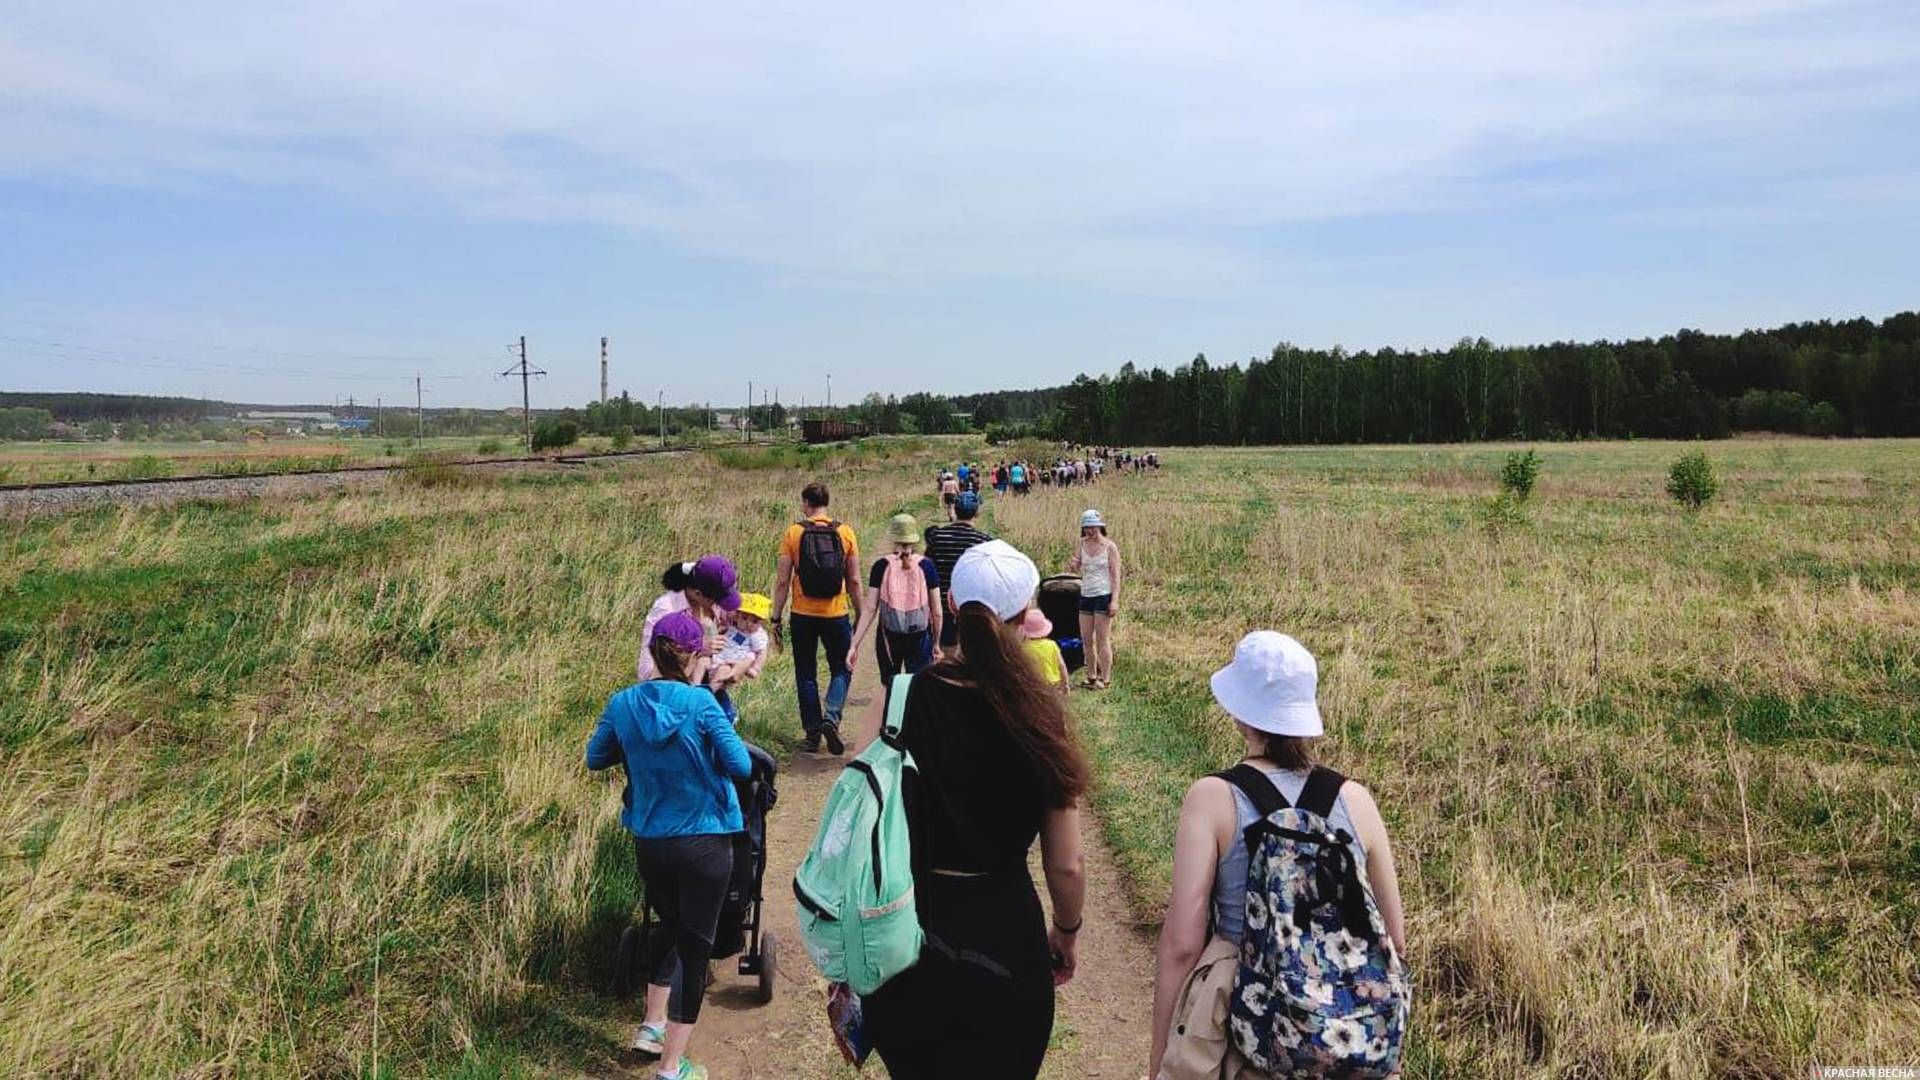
[735,592,772,621]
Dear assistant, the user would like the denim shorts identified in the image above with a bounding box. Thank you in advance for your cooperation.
[1077,593,1112,615]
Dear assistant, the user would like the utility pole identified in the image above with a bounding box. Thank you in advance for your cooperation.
[747,380,753,443]
[498,336,547,450]
[415,375,425,442]
[827,372,833,411]
[600,336,609,404]
[658,390,666,447]
[375,396,381,438]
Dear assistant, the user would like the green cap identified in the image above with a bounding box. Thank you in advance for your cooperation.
[887,512,923,546]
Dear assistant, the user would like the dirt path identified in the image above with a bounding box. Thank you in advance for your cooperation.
[664,663,1157,1079]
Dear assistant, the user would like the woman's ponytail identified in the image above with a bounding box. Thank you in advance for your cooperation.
[648,636,693,683]
[939,602,1088,807]
[661,560,695,591]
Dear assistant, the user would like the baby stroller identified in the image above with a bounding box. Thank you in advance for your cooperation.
[1038,574,1086,674]
[614,742,781,1004]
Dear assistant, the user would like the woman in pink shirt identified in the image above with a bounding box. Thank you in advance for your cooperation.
[637,557,743,682]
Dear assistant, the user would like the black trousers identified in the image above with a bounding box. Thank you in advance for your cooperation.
[863,871,1054,1078]
[634,833,734,1024]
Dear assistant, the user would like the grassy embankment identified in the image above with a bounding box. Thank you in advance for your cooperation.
[0,432,777,486]
[990,439,1920,1077]
[0,439,948,1076]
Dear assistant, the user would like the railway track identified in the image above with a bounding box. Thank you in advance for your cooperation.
[0,442,755,515]
[0,442,740,495]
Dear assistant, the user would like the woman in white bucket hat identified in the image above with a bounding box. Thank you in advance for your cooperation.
[1065,508,1122,690]
[1148,632,1409,1080]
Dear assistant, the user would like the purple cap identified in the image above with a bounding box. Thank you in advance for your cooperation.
[688,555,741,611]
[651,610,707,656]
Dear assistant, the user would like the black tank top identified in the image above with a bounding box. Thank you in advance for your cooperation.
[899,674,1047,875]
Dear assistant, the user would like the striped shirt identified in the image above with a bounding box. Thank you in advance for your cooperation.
[922,522,994,591]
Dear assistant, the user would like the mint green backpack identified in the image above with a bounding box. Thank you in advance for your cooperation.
[792,674,924,994]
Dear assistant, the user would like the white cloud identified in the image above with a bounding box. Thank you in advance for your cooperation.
[3,0,1917,297]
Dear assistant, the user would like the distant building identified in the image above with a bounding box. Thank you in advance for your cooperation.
[337,418,373,432]
[243,411,334,421]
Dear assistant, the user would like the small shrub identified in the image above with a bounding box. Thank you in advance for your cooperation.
[112,456,174,482]
[1807,402,1843,437]
[475,438,504,455]
[1666,450,1718,510]
[609,426,634,451]
[402,452,475,489]
[1481,490,1527,532]
[1500,449,1541,500]
[530,419,579,452]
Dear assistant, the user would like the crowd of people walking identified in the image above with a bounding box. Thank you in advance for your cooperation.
[938,446,1159,516]
[584,449,1409,1080]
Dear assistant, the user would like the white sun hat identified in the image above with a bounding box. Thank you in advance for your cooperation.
[950,539,1039,622]
[1209,631,1324,737]
[1080,508,1106,529]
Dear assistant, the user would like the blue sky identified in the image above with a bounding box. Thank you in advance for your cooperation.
[3,0,1918,409]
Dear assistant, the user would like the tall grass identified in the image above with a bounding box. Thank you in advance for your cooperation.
[990,439,1920,1076]
[0,446,949,1076]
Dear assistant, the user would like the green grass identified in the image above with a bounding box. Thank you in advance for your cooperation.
[988,438,1920,1076]
[4,436,1916,1076]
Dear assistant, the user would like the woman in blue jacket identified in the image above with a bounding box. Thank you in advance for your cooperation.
[587,609,751,1080]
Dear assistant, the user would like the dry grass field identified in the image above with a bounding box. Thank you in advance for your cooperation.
[2,436,1915,1077]
[988,438,1920,1077]
[0,440,939,1077]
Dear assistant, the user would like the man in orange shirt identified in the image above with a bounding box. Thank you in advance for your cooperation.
[770,481,862,754]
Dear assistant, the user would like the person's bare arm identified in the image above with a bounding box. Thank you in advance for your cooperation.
[772,552,794,624]
[1107,540,1123,614]
[1150,777,1230,1079]
[1039,806,1086,986]
[1343,782,1408,959]
[842,537,863,622]
[847,583,881,672]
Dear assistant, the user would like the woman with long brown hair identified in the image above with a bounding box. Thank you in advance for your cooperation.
[856,539,1089,1079]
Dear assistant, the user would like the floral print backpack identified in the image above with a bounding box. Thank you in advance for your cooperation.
[1215,764,1409,1078]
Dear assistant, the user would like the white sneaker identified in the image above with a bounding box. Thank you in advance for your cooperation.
[631,1022,666,1055]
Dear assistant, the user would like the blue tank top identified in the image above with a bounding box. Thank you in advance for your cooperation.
[1211,766,1366,944]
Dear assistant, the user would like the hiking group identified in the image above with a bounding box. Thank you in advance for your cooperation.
[586,467,1410,1080]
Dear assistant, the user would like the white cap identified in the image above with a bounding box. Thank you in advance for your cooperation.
[950,540,1039,623]
[1209,631,1323,737]
[1080,508,1105,529]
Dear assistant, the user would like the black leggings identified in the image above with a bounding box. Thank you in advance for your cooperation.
[634,833,734,1024]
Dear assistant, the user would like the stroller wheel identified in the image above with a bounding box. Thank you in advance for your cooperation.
[757,933,777,1004]
[614,924,642,998]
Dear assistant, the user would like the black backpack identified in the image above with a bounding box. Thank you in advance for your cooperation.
[795,519,847,600]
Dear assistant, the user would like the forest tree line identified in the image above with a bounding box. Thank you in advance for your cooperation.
[959,311,1920,444]
[8,312,1917,445]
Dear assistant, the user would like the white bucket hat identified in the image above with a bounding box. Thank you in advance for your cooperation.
[1210,631,1323,737]
[1080,508,1106,530]
[950,540,1039,623]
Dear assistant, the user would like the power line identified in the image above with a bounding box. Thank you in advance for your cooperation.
[0,335,478,382]
[4,315,487,366]
[498,336,546,450]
